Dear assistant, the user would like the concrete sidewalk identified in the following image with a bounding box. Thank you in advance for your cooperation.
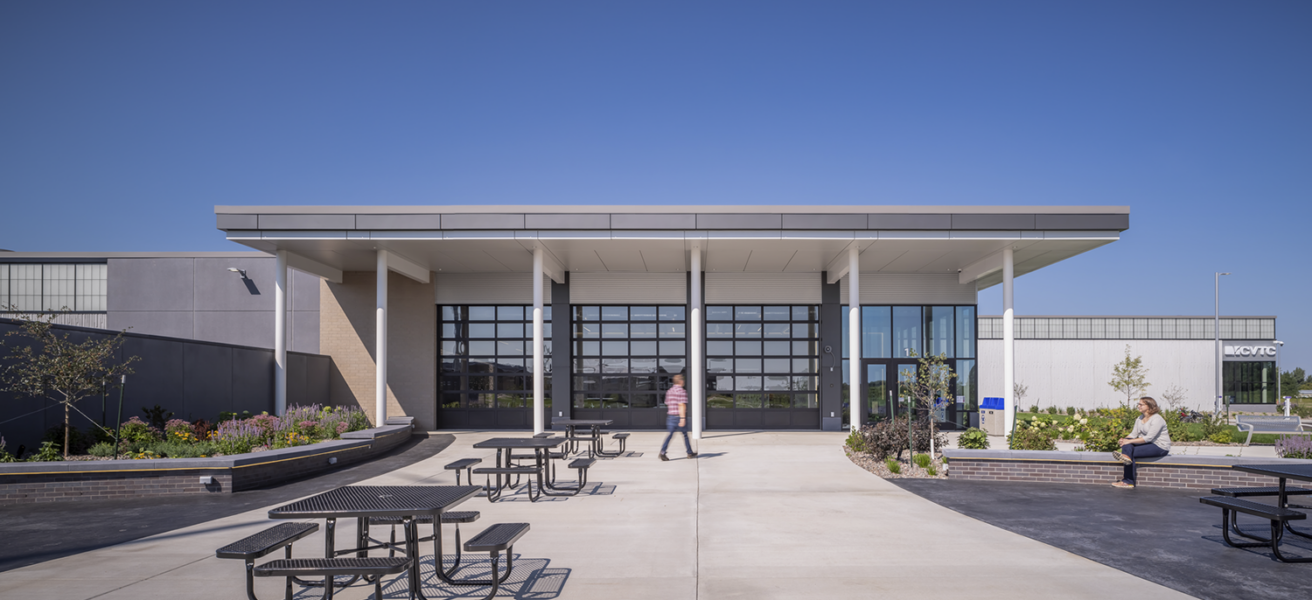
[0,431,1192,599]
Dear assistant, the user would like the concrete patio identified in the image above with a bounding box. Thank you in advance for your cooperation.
[0,431,1193,599]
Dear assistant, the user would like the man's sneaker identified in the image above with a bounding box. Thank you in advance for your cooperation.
[687,452,698,458]
[659,454,669,462]
[1112,481,1135,488]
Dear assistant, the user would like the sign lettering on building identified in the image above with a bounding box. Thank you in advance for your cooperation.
[1223,342,1278,361]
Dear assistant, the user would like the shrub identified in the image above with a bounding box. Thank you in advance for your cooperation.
[1209,430,1233,444]
[1028,405,1039,414]
[0,436,17,463]
[142,405,175,430]
[1046,406,1060,415]
[29,441,63,462]
[119,417,160,444]
[926,466,938,476]
[1008,427,1056,451]
[147,439,217,458]
[913,454,932,469]
[885,458,901,474]
[1066,407,1077,416]
[858,417,947,461]
[87,441,116,457]
[845,429,866,452]
[1275,435,1312,459]
[958,427,990,450]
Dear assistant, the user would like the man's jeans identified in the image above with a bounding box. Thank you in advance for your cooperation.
[661,415,692,455]
[1121,442,1168,483]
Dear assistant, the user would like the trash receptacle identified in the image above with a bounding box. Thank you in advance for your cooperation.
[980,397,1006,436]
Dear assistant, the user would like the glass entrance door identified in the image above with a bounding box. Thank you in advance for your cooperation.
[863,360,919,423]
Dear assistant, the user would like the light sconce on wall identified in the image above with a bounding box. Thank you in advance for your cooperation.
[227,267,247,279]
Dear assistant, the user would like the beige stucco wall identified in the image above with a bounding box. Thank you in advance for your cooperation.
[320,270,436,429]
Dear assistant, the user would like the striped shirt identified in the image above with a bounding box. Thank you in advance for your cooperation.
[665,384,688,416]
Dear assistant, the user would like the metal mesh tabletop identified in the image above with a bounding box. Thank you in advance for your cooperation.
[1232,464,1312,482]
[552,419,613,427]
[472,437,567,449]
[268,485,481,519]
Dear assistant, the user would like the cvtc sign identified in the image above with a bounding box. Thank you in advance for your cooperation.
[1224,343,1278,361]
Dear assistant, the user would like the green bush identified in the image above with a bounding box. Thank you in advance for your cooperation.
[958,427,990,449]
[1046,406,1060,415]
[845,428,866,453]
[926,466,938,476]
[87,442,116,457]
[857,417,946,461]
[118,417,160,444]
[29,441,63,462]
[1066,407,1077,416]
[1008,427,1056,451]
[913,453,932,469]
[146,440,218,458]
[885,458,901,474]
[1209,430,1233,444]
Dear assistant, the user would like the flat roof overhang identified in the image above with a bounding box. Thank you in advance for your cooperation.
[215,205,1128,290]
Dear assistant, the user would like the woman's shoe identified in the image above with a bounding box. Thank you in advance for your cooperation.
[1112,481,1135,488]
[1112,451,1132,464]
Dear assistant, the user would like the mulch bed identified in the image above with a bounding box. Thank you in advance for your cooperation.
[845,447,948,480]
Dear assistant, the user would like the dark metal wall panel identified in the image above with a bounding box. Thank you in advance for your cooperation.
[194,311,276,348]
[951,214,1037,230]
[550,278,571,425]
[216,214,258,229]
[1034,213,1130,230]
[440,213,526,229]
[232,347,275,415]
[819,274,842,431]
[356,214,444,229]
[868,214,952,230]
[781,214,852,229]
[257,214,357,230]
[697,213,782,229]
[108,311,195,340]
[527,214,611,229]
[610,213,696,229]
[182,343,234,421]
[286,352,308,408]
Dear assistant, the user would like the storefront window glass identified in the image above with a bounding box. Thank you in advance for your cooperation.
[1225,361,1277,404]
[572,305,686,409]
[707,305,819,409]
[438,305,551,410]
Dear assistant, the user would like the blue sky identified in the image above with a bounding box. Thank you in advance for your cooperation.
[1,1,1309,372]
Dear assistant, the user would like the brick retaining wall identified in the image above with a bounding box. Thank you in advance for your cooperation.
[0,424,411,504]
[943,449,1312,490]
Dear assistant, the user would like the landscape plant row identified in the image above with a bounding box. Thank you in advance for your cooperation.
[0,404,370,462]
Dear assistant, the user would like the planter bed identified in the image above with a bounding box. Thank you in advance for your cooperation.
[943,448,1312,490]
[0,422,412,504]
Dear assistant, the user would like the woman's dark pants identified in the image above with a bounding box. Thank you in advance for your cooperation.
[1122,442,1168,484]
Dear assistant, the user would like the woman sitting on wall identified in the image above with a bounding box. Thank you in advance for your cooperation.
[1112,396,1172,488]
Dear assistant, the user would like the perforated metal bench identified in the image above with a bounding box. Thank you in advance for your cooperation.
[456,523,531,600]
[611,432,630,453]
[253,557,411,600]
[215,522,321,600]
[445,458,482,485]
[1235,415,1310,446]
[1200,496,1311,562]
[474,466,541,501]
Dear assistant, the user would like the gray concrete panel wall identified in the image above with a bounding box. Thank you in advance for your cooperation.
[108,259,194,311]
[550,278,571,424]
[819,275,842,431]
[106,257,319,352]
[216,214,258,229]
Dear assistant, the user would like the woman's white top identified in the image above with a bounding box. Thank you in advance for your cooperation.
[1129,413,1172,451]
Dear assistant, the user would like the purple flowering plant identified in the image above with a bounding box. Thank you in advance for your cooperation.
[1275,435,1312,460]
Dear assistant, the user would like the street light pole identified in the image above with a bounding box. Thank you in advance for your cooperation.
[1215,272,1230,415]
[1275,340,1285,416]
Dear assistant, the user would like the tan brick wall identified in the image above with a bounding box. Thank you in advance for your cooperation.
[321,271,436,429]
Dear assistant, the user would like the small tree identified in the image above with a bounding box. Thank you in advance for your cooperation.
[1014,382,1029,411]
[898,350,956,457]
[1,312,139,458]
[1161,384,1188,413]
[1108,344,1149,408]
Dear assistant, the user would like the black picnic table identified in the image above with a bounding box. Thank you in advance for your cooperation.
[1211,463,1312,561]
[268,485,481,597]
[472,437,575,499]
[552,418,619,457]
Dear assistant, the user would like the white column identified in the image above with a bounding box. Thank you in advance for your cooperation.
[848,245,861,429]
[274,250,288,416]
[1003,246,1015,436]
[375,250,389,426]
[690,246,703,440]
[532,248,545,435]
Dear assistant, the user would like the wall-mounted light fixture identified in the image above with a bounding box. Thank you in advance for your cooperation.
[227,267,247,279]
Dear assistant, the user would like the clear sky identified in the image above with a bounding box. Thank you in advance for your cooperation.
[1,2,1309,372]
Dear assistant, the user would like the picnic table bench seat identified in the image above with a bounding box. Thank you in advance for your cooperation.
[1211,486,1312,498]
[253,557,411,600]
[1200,496,1312,562]
[451,523,531,600]
[474,466,542,501]
[1234,415,1310,446]
[445,458,482,485]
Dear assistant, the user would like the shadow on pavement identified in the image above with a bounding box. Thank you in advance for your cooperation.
[0,432,455,573]
[892,478,1312,600]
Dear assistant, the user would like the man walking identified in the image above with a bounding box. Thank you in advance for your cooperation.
[660,373,696,461]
